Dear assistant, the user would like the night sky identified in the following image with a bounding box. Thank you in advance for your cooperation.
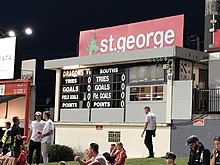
[0,0,205,104]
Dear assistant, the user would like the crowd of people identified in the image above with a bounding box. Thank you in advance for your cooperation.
[1,107,220,165]
[0,111,54,165]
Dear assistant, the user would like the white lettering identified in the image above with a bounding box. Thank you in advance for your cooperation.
[65,79,77,84]
[109,35,114,52]
[99,29,176,53]
[93,101,111,108]
[165,29,175,45]
[100,39,108,52]
[94,84,110,91]
[95,76,109,82]
[100,68,118,74]
[154,31,164,48]
[136,34,145,48]
[62,102,78,108]
[117,36,126,52]
[126,35,135,50]
[62,86,79,93]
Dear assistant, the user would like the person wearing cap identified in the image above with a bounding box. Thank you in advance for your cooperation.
[25,111,45,165]
[141,106,156,158]
[210,136,220,165]
[162,152,176,165]
[1,122,11,155]
[186,135,211,165]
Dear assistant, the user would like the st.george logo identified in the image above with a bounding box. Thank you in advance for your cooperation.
[86,37,99,55]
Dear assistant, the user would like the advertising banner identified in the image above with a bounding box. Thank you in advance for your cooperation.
[79,15,184,56]
[0,37,17,79]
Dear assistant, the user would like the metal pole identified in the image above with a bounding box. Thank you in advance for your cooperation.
[24,82,30,136]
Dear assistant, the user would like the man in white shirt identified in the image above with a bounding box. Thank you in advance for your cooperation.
[38,111,54,165]
[141,106,156,158]
[25,111,45,165]
[74,143,108,165]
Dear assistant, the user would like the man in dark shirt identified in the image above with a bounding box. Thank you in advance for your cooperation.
[186,135,211,165]
[10,116,26,165]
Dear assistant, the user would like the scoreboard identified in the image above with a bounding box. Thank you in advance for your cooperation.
[60,66,126,109]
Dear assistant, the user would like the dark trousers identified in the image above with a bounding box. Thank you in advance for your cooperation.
[2,143,10,155]
[144,130,154,156]
[27,140,41,164]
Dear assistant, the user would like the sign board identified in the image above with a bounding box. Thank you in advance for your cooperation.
[79,15,184,56]
[214,29,220,48]
[60,66,126,109]
[0,37,22,80]
[193,119,204,127]
[96,125,103,130]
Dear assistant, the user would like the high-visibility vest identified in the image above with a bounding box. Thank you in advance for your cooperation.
[1,128,11,144]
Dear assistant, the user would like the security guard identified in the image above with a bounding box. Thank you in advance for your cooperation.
[1,122,11,155]
[186,135,211,165]
[211,136,220,165]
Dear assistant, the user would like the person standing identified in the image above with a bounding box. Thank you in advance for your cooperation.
[25,111,45,165]
[210,136,220,165]
[10,116,26,165]
[38,111,54,165]
[141,106,156,158]
[186,135,210,165]
[1,122,11,155]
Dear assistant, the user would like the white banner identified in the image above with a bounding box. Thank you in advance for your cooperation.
[0,37,16,79]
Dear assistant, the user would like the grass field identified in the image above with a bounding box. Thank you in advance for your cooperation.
[44,157,189,165]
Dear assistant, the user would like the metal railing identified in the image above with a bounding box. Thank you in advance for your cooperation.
[193,88,220,113]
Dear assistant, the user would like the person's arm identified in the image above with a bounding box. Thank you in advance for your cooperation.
[141,122,148,137]
[41,130,53,138]
[210,149,217,165]
[75,156,92,165]
[39,122,53,139]
[202,149,211,165]
[110,147,117,157]
[24,129,32,144]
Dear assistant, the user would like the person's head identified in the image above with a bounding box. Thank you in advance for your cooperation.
[84,149,92,161]
[110,143,116,152]
[186,135,199,151]
[144,106,151,114]
[115,142,124,150]
[89,143,99,156]
[12,116,20,125]
[162,152,176,165]
[5,121,11,129]
[213,136,220,151]
[43,111,51,120]
[35,111,42,121]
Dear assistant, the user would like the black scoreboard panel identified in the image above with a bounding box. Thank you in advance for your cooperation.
[60,68,92,109]
[60,66,126,109]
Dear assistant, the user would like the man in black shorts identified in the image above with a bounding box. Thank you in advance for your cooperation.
[10,116,26,165]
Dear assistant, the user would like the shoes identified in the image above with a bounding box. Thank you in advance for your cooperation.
[146,155,154,158]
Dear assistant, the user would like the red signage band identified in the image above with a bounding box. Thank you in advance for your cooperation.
[214,29,220,48]
[79,15,184,56]
[5,83,27,95]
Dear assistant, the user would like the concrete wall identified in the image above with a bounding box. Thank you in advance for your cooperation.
[60,81,193,123]
[54,122,170,158]
[209,52,220,88]
[171,119,219,157]
[172,80,193,119]
[0,97,26,127]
